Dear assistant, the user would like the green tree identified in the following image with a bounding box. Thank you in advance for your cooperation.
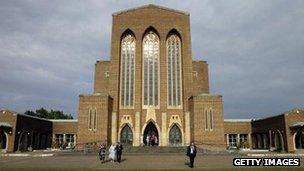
[24,110,36,117]
[36,108,49,118]
[24,108,73,119]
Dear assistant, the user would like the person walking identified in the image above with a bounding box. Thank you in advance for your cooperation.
[115,142,123,163]
[109,143,116,162]
[151,134,155,146]
[98,143,106,163]
[146,135,150,146]
[186,142,197,168]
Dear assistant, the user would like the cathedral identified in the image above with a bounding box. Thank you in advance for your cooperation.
[76,4,226,149]
[1,4,303,153]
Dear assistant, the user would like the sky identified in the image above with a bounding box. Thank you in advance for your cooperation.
[0,0,303,119]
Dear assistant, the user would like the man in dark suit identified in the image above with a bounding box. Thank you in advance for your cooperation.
[115,142,123,163]
[186,142,197,168]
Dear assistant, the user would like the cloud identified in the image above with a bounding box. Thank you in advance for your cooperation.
[0,0,303,119]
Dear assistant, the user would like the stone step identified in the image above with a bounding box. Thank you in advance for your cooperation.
[123,146,187,153]
[77,145,231,155]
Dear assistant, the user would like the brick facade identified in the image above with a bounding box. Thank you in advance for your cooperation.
[191,94,226,150]
[52,120,78,134]
[0,110,53,152]
[192,61,209,95]
[74,4,226,149]
[94,61,110,93]
[77,94,113,144]
[0,110,17,152]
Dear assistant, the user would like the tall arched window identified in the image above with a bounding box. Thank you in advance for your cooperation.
[143,31,159,107]
[209,109,213,130]
[167,34,182,107]
[205,109,208,130]
[88,109,92,130]
[120,34,135,107]
[295,131,304,149]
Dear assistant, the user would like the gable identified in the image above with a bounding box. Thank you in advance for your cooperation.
[113,4,189,16]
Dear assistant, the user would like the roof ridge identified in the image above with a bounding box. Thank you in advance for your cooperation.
[112,4,189,16]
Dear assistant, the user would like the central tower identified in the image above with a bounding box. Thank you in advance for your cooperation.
[107,4,193,146]
[77,4,226,150]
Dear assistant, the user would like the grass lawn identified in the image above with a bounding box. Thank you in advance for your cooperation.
[0,168,304,171]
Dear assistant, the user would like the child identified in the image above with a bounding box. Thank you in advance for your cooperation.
[98,143,106,163]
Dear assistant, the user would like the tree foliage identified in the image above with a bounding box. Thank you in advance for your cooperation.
[24,108,73,119]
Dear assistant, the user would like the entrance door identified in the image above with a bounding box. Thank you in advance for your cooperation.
[143,122,159,146]
[120,125,133,145]
[169,124,182,146]
[19,132,29,151]
[295,131,304,149]
[0,130,6,150]
[275,132,283,151]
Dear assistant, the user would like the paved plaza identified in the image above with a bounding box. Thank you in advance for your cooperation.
[1,153,304,169]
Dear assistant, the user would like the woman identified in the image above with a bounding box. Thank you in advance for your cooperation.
[108,143,117,162]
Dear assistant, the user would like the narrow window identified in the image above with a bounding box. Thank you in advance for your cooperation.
[143,31,159,107]
[88,109,92,130]
[240,134,248,143]
[55,134,63,145]
[209,109,213,130]
[120,34,135,107]
[93,109,97,130]
[167,34,182,107]
[205,109,209,130]
[229,134,237,147]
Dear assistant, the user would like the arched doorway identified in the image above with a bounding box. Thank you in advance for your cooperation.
[143,122,159,146]
[0,130,7,150]
[169,124,182,146]
[257,134,262,149]
[120,125,133,145]
[19,131,29,151]
[295,130,304,149]
[274,131,283,151]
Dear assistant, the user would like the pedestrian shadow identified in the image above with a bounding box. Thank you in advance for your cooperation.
[98,158,112,164]
[120,158,127,163]
[99,158,127,164]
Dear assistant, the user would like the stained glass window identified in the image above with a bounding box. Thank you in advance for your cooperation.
[120,125,133,145]
[169,124,182,146]
[167,34,182,107]
[143,31,159,107]
[120,34,135,107]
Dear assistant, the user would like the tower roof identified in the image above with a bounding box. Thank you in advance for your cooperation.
[112,4,189,16]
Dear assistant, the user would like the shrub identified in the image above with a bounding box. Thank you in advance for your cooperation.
[238,141,250,149]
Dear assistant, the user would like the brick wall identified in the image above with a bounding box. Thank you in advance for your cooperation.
[0,110,17,152]
[94,61,110,93]
[109,5,193,113]
[77,94,113,145]
[224,121,252,134]
[284,109,304,152]
[192,61,209,95]
[192,94,226,150]
[52,120,78,134]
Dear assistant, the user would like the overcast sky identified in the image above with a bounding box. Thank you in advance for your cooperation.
[0,0,303,119]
